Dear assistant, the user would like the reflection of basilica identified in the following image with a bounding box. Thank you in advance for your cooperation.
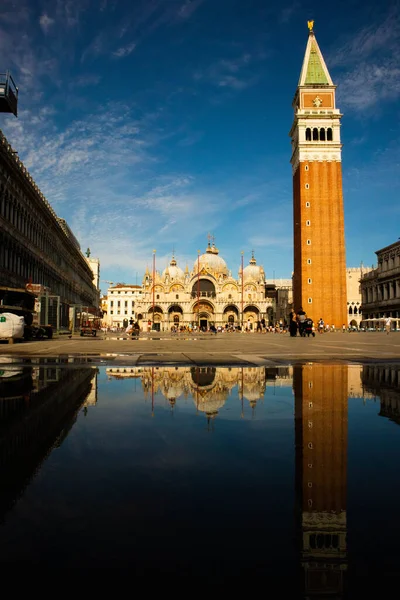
[106,365,286,419]
[294,364,348,597]
[0,359,97,520]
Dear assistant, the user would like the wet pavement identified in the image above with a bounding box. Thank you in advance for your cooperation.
[0,358,400,590]
[1,338,400,589]
[0,330,399,364]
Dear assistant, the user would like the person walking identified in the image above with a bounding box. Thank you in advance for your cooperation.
[296,307,307,337]
[289,310,298,337]
[385,316,392,335]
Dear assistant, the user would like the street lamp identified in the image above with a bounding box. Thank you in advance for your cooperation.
[241,251,244,330]
[152,250,156,329]
[197,249,200,330]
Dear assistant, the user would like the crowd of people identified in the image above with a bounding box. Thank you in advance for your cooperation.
[101,314,381,336]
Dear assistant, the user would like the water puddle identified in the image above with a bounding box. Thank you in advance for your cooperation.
[0,357,399,588]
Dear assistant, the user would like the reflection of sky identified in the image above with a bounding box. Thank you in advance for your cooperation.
[0,365,295,571]
[1,363,400,579]
[348,397,400,576]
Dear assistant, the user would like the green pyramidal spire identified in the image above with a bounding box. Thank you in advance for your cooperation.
[298,25,334,87]
[305,40,329,84]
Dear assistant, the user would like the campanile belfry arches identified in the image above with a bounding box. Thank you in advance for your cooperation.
[290,22,347,327]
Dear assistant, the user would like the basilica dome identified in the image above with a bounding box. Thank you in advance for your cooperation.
[193,242,228,276]
[243,253,264,282]
[162,256,185,281]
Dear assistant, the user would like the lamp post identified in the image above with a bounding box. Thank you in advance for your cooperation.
[152,249,156,329]
[197,249,200,330]
[241,251,244,330]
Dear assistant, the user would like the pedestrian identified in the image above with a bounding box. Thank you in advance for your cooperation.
[296,307,307,337]
[384,316,392,335]
[289,310,298,337]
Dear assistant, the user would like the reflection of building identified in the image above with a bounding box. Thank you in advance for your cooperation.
[294,364,348,597]
[360,240,400,322]
[347,364,375,399]
[104,240,288,331]
[0,360,97,521]
[290,25,347,327]
[83,370,98,407]
[361,365,400,425]
[106,365,277,419]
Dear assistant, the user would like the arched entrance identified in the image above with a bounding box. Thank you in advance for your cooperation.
[192,300,215,330]
[243,305,260,331]
[168,304,183,329]
[148,306,164,331]
[223,305,239,328]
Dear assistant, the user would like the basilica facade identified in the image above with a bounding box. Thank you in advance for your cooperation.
[104,240,284,331]
[137,241,274,331]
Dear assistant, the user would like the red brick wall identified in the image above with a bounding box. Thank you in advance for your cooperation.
[293,160,347,327]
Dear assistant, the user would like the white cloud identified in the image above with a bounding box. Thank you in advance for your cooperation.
[330,7,400,110]
[194,53,259,92]
[177,0,205,20]
[337,61,400,109]
[39,13,55,33]
[113,41,136,58]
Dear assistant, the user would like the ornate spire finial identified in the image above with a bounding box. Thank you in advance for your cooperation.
[307,20,314,33]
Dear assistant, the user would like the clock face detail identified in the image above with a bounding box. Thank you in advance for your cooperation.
[313,96,322,107]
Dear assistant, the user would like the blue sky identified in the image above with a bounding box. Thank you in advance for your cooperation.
[1,0,399,289]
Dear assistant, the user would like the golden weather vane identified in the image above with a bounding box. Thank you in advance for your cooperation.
[307,20,314,32]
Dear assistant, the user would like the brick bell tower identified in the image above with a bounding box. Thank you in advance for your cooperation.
[290,22,347,327]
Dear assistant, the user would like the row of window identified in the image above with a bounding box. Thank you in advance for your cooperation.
[305,127,333,141]
[110,300,135,307]
[110,290,142,295]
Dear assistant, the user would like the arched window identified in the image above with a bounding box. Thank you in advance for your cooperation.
[313,128,319,141]
[349,306,353,315]
[354,306,358,314]
[327,128,333,141]
[320,128,326,141]
[174,315,179,324]
[305,128,311,141]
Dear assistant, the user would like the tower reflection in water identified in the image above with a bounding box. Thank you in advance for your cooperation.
[1,358,399,582]
[294,364,348,597]
[0,358,97,521]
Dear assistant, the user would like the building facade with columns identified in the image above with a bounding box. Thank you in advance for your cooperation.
[103,241,289,331]
[360,240,400,325]
[346,265,373,328]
